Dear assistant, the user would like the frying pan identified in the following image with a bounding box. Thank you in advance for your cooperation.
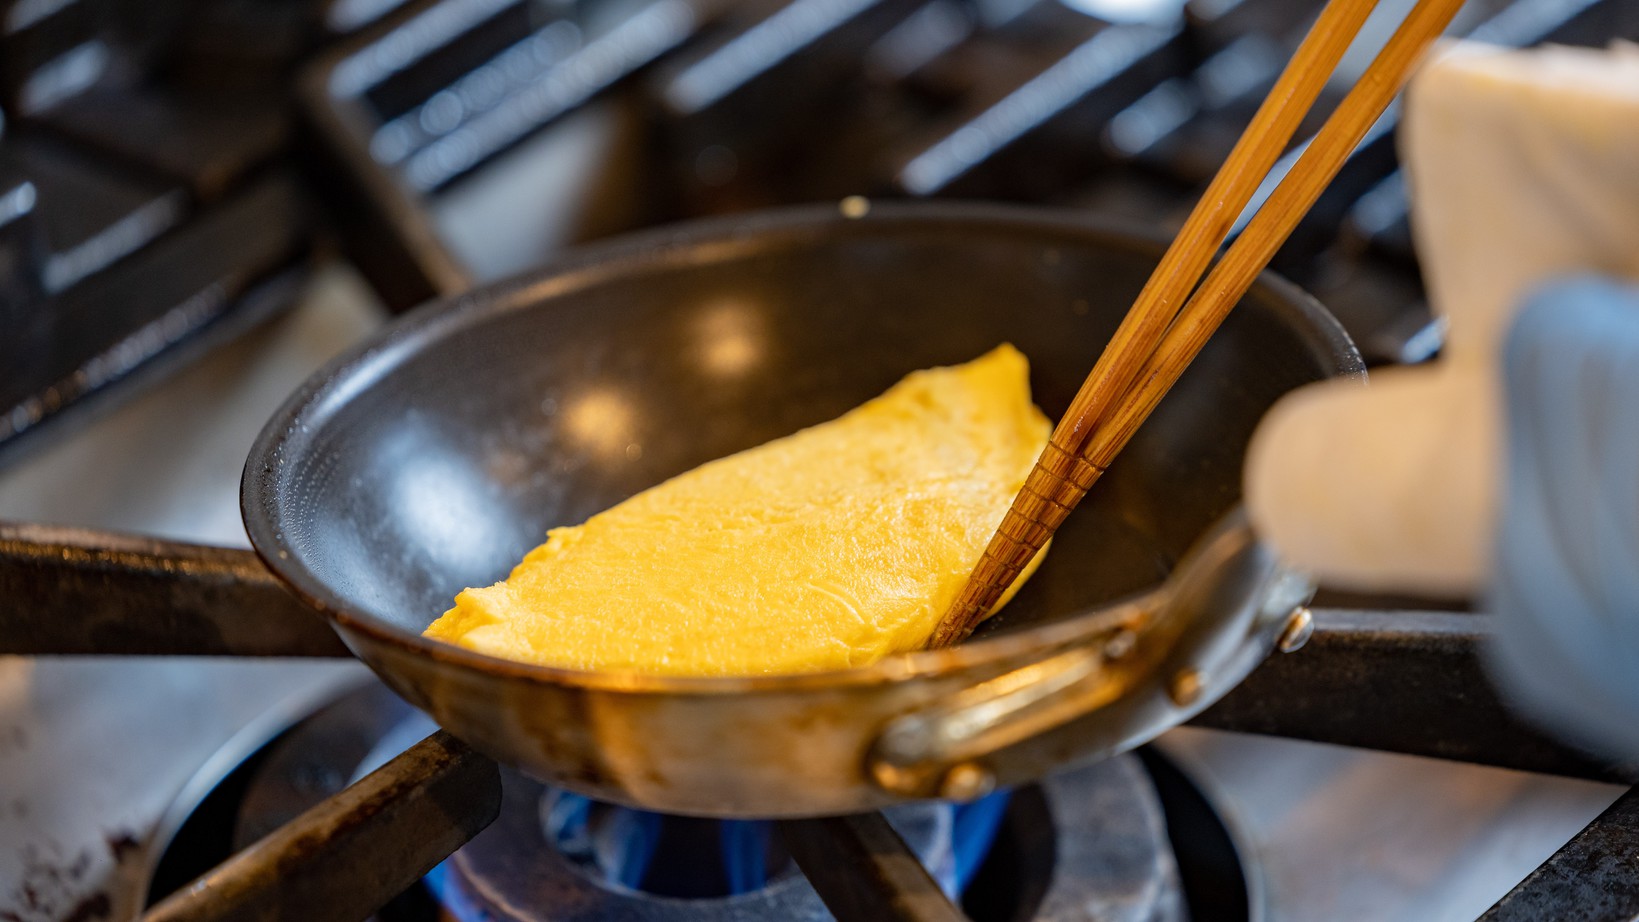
[0,201,1359,825]
[229,200,1360,817]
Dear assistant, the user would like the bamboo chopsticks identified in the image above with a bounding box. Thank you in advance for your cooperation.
[931,0,1466,647]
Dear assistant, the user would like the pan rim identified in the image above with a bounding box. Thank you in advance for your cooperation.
[242,199,1362,693]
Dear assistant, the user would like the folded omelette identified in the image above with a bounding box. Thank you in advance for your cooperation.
[425,344,1052,676]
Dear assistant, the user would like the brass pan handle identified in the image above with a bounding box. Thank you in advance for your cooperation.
[868,512,1315,799]
[868,631,1150,800]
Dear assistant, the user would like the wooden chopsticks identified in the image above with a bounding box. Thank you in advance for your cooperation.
[931,0,1467,647]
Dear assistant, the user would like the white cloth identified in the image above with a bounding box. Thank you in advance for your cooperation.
[1243,40,1639,596]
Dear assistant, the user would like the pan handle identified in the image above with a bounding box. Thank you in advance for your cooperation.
[868,639,1142,799]
[868,513,1313,798]
[0,521,350,657]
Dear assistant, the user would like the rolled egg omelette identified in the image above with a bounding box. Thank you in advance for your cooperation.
[425,344,1053,676]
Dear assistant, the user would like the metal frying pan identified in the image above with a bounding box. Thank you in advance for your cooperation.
[231,200,1360,817]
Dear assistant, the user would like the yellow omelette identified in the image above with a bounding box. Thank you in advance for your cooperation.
[425,344,1051,676]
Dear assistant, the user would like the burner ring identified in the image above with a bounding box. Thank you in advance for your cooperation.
[150,682,1234,921]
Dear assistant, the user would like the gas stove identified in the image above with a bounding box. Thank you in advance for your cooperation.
[0,254,1630,922]
[148,680,1205,921]
[2,0,1638,918]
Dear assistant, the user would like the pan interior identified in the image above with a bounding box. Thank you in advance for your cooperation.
[253,208,1355,652]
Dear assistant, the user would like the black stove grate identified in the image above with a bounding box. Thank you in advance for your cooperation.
[5,0,1637,464]
[146,681,1252,922]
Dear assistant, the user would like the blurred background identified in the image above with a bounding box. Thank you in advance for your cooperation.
[3,0,1635,462]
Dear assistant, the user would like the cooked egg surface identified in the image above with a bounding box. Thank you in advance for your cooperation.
[424,344,1052,676]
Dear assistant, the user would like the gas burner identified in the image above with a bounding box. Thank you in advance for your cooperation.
[146,682,1256,921]
[424,772,954,921]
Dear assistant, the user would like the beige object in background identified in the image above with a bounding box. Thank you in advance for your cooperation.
[1244,40,1639,596]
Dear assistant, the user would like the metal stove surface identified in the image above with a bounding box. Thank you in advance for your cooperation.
[0,264,1626,921]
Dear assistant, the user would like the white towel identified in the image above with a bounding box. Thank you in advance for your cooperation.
[1243,40,1639,596]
